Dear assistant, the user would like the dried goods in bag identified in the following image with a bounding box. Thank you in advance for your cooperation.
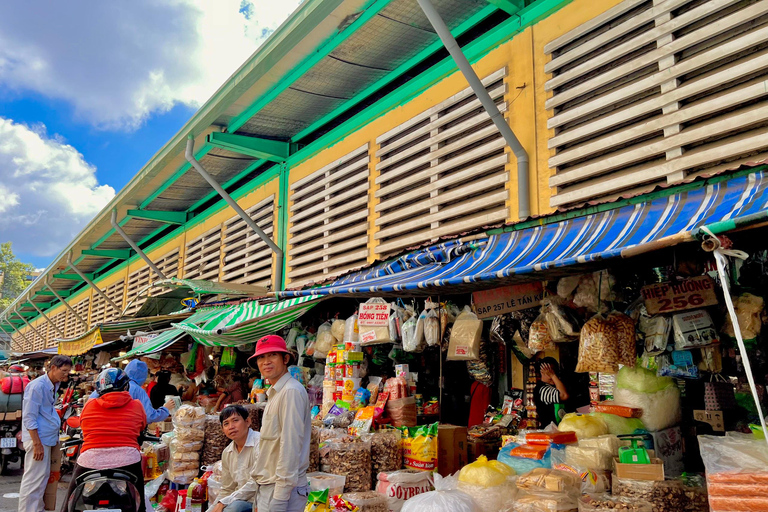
[202,414,229,466]
[528,312,555,354]
[370,430,402,485]
[424,308,441,347]
[345,313,359,342]
[359,298,392,344]
[575,315,619,373]
[326,436,372,492]
[315,322,335,359]
[607,312,637,367]
[466,338,493,386]
[544,298,581,342]
[447,307,483,360]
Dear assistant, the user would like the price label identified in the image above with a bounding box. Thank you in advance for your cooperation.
[641,276,718,315]
[360,330,378,343]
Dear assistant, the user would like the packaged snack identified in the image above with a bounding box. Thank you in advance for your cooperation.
[305,489,329,512]
[575,315,619,373]
[400,423,438,472]
[315,322,335,359]
[529,312,555,353]
[516,468,580,494]
[556,413,609,439]
[332,319,347,342]
[526,431,578,446]
[348,406,375,436]
[607,312,636,367]
[514,490,578,512]
[672,310,718,350]
[593,402,642,419]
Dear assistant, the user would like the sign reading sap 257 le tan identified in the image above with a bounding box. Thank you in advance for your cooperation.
[641,276,718,315]
[472,282,544,319]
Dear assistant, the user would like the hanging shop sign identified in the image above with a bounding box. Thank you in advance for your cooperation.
[641,276,718,315]
[58,328,103,356]
[358,301,390,327]
[131,333,158,350]
[472,282,544,319]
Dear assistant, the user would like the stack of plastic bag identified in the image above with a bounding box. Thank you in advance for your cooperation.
[700,434,768,512]
[168,405,205,484]
[457,455,517,511]
[402,473,479,512]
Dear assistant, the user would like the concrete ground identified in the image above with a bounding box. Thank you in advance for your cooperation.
[0,459,69,512]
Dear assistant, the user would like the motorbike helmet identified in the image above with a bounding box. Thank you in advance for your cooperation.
[95,368,130,396]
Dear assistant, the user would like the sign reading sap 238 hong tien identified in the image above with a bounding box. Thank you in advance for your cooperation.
[472,282,544,319]
[358,302,390,327]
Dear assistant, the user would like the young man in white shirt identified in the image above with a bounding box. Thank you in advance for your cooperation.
[209,405,260,512]
[247,335,311,512]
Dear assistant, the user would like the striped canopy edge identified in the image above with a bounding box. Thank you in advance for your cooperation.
[277,170,768,297]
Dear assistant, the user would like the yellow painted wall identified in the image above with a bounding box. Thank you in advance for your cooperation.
[19,0,620,349]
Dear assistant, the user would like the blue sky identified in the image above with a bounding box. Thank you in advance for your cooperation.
[0,0,301,270]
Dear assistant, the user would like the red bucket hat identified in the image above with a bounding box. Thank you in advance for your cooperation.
[248,335,290,368]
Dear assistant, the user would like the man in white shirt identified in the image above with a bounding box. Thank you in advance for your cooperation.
[247,335,310,512]
[209,405,260,512]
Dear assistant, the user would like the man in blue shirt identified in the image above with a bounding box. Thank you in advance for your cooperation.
[89,360,173,424]
[19,354,72,512]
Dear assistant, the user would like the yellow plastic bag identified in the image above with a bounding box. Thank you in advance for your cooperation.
[556,413,609,439]
[459,455,515,487]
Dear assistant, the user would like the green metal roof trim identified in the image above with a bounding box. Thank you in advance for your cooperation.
[1,0,574,331]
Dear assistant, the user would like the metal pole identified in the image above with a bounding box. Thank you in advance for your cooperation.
[110,209,167,280]
[44,277,88,329]
[28,300,65,338]
[417,0,531,219]
[185,135,284,290]
[6,322,30,351]
[66,253,121,314]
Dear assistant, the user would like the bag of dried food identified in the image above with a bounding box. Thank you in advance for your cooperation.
[315,322,335,359]
[326,436,373,492]
[342,491,389,512]
[424,308,441,347]
[528,311,555,354]
[332,318,347,343]
[607,311,636,367]
[400,423,438,472]
[575,315,619,373]
[359,298,392,345]
[447,307,483,360]
[376,469,433,512]
[514,490,578,512]
[371,430,402,486]
[466,338,493,387]
[578,495,652,512]
[544,298,581,343]
[202,414,229,466]
[611,478,687,512]
[516,468,580,495]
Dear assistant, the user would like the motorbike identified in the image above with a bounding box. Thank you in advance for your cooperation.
[62,419,159,512]
[60,415,82,475]
[0,419,22,475]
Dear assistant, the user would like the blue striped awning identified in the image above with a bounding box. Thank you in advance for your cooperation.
[279,170,768,297]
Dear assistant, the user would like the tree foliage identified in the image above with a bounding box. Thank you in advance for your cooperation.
[0,242,36,314]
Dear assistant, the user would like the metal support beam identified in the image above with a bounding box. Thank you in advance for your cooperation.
[0,324,13,351]
[66,253,121,315]
[419,0,530,218]
[28,300,65,338]
[45,277,88,329]
[207,132,293,162]
[23,302,52,309]
[127,210,188,225]
[483,0,524,15]
[6,321,29,348]
[53,273,88,281]
[111,210,167,280]
[82,249,134,259]
[186,135,284,290]
[14,309,45,344]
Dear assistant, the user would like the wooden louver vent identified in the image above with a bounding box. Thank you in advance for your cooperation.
[125,266,152,316]
[71,297,90,337]
[545,0,768,207]
[183,227,223,281]
[222,196,275,288]
[374,68,510,257]
[288,145,370,287]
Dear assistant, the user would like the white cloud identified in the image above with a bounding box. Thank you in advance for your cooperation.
[0,0,302,130]
[0,117,115,256]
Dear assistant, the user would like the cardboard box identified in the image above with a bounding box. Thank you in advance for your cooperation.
[613,457,665,481]
[44,442,62,510]
[438,424,468,476]
[467,437,501,464]
[693,410,724,432]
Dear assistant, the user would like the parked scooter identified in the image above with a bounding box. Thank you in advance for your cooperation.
[60,415,82,476]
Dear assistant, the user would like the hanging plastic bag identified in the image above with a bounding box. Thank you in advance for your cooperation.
[543,298,581,342]
[315,322,334,359]
[359,298,392,344]
[345,313,359,343]
[401,473,479,512]
[556,413,609,439]
[424,308,441,347]
[331,319,346,342]
[404,308,427,353]
[466,339,493,386]
[528,311,555,354]
[220,347,237,369]
[575,314,619,373]
[447,307,483,361]
[722,293,764,341]
[607,311,636,367]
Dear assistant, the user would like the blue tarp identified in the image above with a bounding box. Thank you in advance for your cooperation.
[279,171,768,297]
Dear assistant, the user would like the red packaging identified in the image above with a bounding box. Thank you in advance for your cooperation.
[526,431,578,446]
[594,401,642,418]
[510,444,548,460]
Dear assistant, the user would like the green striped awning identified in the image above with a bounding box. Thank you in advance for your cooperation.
[113,307,228,360]
[171,296,320,347]
[54,311,194,345]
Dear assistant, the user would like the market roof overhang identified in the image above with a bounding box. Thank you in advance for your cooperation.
[2,0,556,332]
[278,169,768,298]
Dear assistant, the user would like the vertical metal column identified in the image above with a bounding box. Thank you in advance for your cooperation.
[110,209,167,280]
[417,0,531,219]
